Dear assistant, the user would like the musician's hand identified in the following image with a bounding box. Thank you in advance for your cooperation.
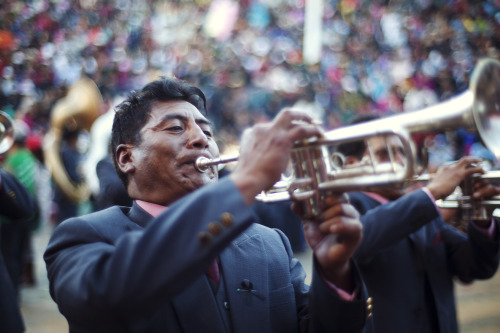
[426,156,484,200]
[472,178,500,226]
[231,108,322,205]
[295,195,362,292]
[472,178,500,200]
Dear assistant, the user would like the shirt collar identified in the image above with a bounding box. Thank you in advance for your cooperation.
[135,200,167,217]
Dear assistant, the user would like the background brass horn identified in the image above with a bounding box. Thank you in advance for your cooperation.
[43,77,103,204]
[0,111,15,154]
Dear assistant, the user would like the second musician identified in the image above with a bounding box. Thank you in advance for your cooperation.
[338,120,500,333]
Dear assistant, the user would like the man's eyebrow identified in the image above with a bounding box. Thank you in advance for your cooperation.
[195,117,213,127]
[158,113,213,127]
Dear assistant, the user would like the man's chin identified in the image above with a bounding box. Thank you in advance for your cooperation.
[185,173,217,189]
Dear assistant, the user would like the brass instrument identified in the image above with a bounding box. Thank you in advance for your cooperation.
[0,111,14,154]
[43,77,103,203]
[416,170,500,230]
[196,58,500,217]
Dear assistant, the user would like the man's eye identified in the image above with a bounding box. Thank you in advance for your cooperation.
[376,150,389,159]
[167,126,183,132]
[204,130,213,137]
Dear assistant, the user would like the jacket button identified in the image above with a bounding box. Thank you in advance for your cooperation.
[221,213,233,227]
[208,222,222,235]
[366,297,373,318]
[198,231,212,246]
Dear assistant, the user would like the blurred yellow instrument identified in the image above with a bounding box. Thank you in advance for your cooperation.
[43,77,103,203]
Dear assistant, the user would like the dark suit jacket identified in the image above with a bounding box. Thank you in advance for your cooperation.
[349,189,500,333]
[45,177,371,332]
[0,168,37,333]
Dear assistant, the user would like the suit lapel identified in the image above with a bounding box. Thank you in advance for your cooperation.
[409,217,443,256]
[409,226,427,253]
[221,232,270,333]
[171,275,226,332]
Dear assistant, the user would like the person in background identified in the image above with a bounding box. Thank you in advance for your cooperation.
[1,122,39,290]
[44,77,373,332]
[0,166,37,333]
[52,127,86,224]
[337,116,500,333]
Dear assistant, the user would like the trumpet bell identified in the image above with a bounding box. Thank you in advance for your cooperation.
[470,58,500,159]
[0,111,14,154]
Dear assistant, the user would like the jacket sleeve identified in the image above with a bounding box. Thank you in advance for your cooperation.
[272,228,370,333]
[306,259,371,333]
[440,217,500,283]
[351,190,440,262]
[0,168,36,219]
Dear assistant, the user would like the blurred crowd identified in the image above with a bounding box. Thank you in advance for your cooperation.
[0,0,500,219]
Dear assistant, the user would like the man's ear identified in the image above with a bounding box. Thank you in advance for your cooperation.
[116,144,135,174]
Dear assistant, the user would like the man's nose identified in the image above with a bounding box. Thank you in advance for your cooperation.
[187,125,209,148]
[393,148,406,165]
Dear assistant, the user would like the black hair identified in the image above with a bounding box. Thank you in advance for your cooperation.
[336,114,380,160]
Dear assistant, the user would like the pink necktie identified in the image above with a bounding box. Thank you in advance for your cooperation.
[206,258,220,284]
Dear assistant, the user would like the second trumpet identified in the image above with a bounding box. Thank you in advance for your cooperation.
[195,58,500,218]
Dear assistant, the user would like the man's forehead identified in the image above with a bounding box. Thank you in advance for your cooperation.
[368,136,403,149]
[150,100,210,123]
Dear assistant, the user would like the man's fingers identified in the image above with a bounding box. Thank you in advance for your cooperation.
[273,108,323,141]
[274,108,314,128]
[473,184,500,199]
[321,202,359,221]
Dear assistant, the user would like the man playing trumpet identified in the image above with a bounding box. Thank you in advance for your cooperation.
[338,119,500,333]
[44,77,373,332]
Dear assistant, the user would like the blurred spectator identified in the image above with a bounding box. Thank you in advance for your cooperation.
[0,166,36,333]
[1,119,39,290]
[52,127,86,224]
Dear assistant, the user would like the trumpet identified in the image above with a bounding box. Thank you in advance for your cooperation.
[415,170,500,230]
[0,111,14,154]
[196,58,500,218]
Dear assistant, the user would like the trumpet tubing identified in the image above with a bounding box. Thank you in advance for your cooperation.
[420,170,500,227]
[195,155,239,172]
